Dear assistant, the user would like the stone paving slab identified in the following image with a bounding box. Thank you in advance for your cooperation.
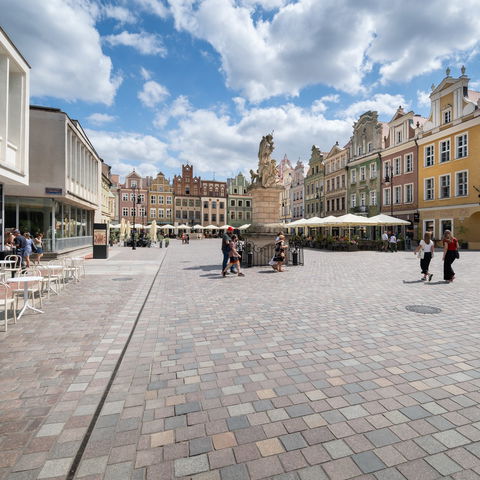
[2,240,480,479]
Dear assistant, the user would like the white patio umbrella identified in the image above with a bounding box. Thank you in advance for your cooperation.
[322,213,377,240]
[176,224,191,229]
[286,218,306,226]
[204,224,219,230]
[193,224,204,230]
[219,224,232,229]
[133,223,144,229]
[368,214,410,225]
[149,220,157,241]
[161,224,174,229]
[110,223,121,229]
[238,224,251,230]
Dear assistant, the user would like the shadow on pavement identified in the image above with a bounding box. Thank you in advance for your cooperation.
[183,264,220,271]
[402,279,425,284]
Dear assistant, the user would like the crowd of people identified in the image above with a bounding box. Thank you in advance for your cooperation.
[4,229,44,268]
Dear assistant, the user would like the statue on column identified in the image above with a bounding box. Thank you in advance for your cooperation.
[250,133,280,188]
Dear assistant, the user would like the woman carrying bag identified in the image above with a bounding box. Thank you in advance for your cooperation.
[415,231,434,281]
[442,230,459,283]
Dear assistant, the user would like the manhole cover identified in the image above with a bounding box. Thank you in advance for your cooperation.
[406,305,442,314]
[112,277,133,281]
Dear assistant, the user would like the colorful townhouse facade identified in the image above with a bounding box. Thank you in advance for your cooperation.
[348,111,385,216]
[291,160,305,220]
[324,142,348,217]
[147,172,173,226]
[418,68,480,248]
[227,173,252,227]
[381,107,426,238]
[118,170,149,226]
[278,155,293,223]
[200,179,227,226]
[173,164,202,226]
[304,146,324,218]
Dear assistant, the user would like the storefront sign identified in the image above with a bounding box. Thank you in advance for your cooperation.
[45,187,63,195]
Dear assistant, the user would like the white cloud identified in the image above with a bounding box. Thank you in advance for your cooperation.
[140,67,152,80]
[340,94,408,121]
[87,113,117,125]
[168,0,480,102]
[165,96,352,178]
[134,0,169,18]
[138,80,170,107]
[86,129,177,177]
[0,0,121,105]
[104,31,167,55]
[103,4,137,24]
[417,90,431,108]
[311,94,340,113]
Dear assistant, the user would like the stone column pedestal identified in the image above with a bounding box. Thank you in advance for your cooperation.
[249,185,282,225]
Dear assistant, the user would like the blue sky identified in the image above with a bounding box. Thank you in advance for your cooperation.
[2,0,480,181]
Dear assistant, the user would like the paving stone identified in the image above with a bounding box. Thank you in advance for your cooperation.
[425,453,463,476]
[175,401,201,415]
[190,437,214,456]
[226,416,250,431]
[323,439,354,459]
[220,463,250,480]
[279,433,308,451]
[365,428,401,447]
[433,429,470,448]
[297,465,329,480]
[174,454,209,477]
[351,451,386,474]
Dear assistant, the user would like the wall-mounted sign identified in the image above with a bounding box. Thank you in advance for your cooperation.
[93,229,107,246]
[45,187,63,195]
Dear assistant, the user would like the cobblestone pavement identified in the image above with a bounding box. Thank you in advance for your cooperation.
[1,240,480,480]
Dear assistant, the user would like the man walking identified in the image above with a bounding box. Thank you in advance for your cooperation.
[13,229,27,269]
[381,231,389,251]
[221,226,236,273]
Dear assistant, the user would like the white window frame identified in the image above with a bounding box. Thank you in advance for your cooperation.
[166,208,172,218]
[383,188,391,206]
[350,193,357,208]
[370,190,377,206]
[439,174,451,199]
[150,195,156,204]
[360,192,366,207]
[440,139,450,163]
[455,170,468,197]
[404,183,413,204]
[455,133,468,159]
[393,185,402,204]
[166,196,172,204]
[404,153,413,173]
[443,109,451,124]
[360,166,366,181]
[424,177,435,201]
[440,218,454,236]
[383,161,391,178]
[425,145,435,167]
[150,208,156,218]
[350,169,357,183]
[122,193,129,201]
[122,207,129,216]
[158,208,165,218]
[370,163,377,178]
[394,157,401,175]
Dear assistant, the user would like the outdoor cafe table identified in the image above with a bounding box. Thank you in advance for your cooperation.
[6,276,44,319]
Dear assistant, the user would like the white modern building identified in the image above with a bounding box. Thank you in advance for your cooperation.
[0,27,30,246]
[5,106,101,253]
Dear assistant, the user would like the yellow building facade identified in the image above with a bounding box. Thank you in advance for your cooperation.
[418,69,480,249]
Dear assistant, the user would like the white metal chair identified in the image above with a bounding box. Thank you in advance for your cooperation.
[10,268,44,309]
[4,255,22,277]
[0,282,17,332]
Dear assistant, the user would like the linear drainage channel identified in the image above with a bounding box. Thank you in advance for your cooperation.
[112,277,133,281]
[406,305,442,314]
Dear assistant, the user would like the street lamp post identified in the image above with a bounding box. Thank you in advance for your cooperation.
[131,186,141,250]
[384,164,394,217]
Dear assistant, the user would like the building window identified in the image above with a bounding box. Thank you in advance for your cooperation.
[130,193,135,201]
[342,174,346,187]
[394,157,401,175]
[439,174,450,198]
[424,178,434,200]
[212,201,217,209]
[351,169,356,183]
[122,193,129,201]
[158,209,164,218]
[404,153,413,173]
[220,202,224,209]
[138,194,145,202]
[360,192,366,207]
[360,166,366,181]
[139,207,146,217]
[350,194,356,208]
[383,188,391,205]
[203,201,208,209]
[246,212,251,219]
[230,211,235,219]
[370,163,377,179]
[158,196,164,205]
[394,185,402,204]
[370,191,376,206]
[131,180,137,188]
[443,109,451,124]
[245,200,251,208]
[166,208,172,218]
[238,200,243,207]
[404,184,413,203]
[212,214,216,222]
[188,199,194,207]
[425,145,434,166]
[238,211,243,220]
[204,213,208,221]
[150,208,156,218]
[440,139,450,163]
[122,207,129,216]
[424,219,434,238]
[130,207,135,216]
[336,177,340,189]
[383,161,391,178]
[230,199,235,207]
[341,197,345,210]
[368,142,373,152]
[166,196,172,204]
[150,195,156,204]
[176,211,181,219]
[456,170,468,196]
[440,219,453,235]
[396,131,402,144]
[176,198,181,206]
[456,133,468,158]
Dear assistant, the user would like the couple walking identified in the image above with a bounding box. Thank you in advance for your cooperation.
[414,230,459,283]
[221,226,244,277]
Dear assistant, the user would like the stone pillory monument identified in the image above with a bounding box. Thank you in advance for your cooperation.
[248,133,283,227]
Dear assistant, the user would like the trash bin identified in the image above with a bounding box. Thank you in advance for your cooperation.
[247,251,253,268]
[292,250,298,266]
